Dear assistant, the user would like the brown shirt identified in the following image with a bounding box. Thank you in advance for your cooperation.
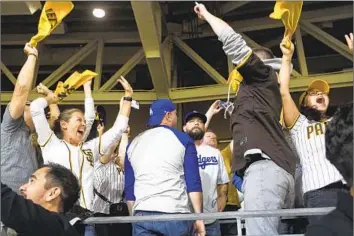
[231,53,296,176]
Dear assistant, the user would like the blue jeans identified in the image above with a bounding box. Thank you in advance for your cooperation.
[133,211,194,236]
[303,185,349,224]
[84,225,96,236]
[205,220,221,236]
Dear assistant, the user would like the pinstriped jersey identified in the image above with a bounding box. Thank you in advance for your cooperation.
[289,114,343,194]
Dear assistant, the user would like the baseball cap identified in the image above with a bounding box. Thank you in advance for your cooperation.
[184,111,207,125]
[299,79,330,106]
[147,99,176,127]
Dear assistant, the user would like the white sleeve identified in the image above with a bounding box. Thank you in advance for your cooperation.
[82,97,95,142]
[289,114,307,135]
[85,115,129,162]
[30,98,56,147]
[217,151,230,185]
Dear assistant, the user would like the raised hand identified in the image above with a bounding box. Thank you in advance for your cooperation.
[97,123,105,136]
[280,39,294,59]
[83,79,93,89]
[36,83,51,96]
[118,75,133,97]
[345,33,353,52]
[24,43,38,58]
[45,90,60,105]
[194,2,209,21]
[208,100,223,115]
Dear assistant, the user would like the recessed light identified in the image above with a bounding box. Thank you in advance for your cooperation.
[93,8,105,18]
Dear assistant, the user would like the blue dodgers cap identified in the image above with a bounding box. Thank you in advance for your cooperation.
[147,99,176,127]
[184,111,207,125]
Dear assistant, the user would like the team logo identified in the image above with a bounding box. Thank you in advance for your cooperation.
[198,155,218,169]
[82,149,94,167]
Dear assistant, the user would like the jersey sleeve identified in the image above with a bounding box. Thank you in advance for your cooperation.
[217,150,230,185]
[289,114,307,135]
[82,97,95,142]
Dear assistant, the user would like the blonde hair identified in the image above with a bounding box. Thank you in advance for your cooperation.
[54,108,83,138]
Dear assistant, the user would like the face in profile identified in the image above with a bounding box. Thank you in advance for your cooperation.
[19,167,61,208]
[167,110,178,128]
[305,89,329,113]
[203,131,218,148]
[184,117,206,141]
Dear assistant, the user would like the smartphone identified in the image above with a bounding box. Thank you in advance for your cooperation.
[131,100,140,110]
[220,101,228,109]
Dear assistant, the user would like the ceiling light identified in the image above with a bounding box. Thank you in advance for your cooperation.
[93,8,105,18]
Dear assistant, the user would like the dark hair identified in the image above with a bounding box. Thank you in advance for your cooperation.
[253,47,275,60]
[300,104,337,122]
[325,103,353,186]
[43,163,80,213]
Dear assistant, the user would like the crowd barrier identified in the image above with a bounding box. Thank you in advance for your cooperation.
[82,207,335,236]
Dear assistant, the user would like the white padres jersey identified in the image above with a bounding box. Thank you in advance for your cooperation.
[196,144,229,225]
[289,114,343,194]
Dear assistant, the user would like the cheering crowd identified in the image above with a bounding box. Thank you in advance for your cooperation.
[1,3,353,236]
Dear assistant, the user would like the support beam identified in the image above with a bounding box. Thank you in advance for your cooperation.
[227,56,234,74]
[170,71,353,103]
[99,48,144,92]
[294,28,308,76]
[300,21,353,61]
[0,91,157,105]
[240,33,261,48]
[221,2,249,15]
[1,62,17,85]
[36,40,98,90]
[131,1,170,98]
[172,35,227,84]
[162,36,173,84]
[94,39,104,91]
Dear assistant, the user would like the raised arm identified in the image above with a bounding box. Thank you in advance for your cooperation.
[30,87,60,146]
[204,100,222,130]
[194,3,251,68]
[279,40,300,128]
[82,79,95,142]
[9,44,38,120]
[86,76,132,161]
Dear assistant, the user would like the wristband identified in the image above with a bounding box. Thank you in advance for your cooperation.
[123,96,133,102]
[28,53,38,60]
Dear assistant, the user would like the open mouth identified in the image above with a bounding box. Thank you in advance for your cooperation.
[316,97,324,104]
[77,128,85,136]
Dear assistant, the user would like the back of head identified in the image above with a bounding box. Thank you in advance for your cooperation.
[44,163,80,213]
[253,47,275,60]
[325,103,353,186]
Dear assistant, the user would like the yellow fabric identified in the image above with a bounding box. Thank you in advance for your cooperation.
[227,51,253,92]
[269,1,303,48]
[55,70,97,100]
[29,1,74,47]
[220,144,240,206]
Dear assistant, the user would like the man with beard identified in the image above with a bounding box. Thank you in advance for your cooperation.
[279,39,349,223]
[183,111,229,236]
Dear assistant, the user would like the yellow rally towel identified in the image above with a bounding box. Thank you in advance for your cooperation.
[55,70,97,100]
[269,1,303,49]
[29,1,74,47]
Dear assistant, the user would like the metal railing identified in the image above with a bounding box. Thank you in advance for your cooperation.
[82,207,335,236]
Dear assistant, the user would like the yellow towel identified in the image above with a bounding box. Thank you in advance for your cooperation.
[29,1,74,47]
[54,70,97,100]
[269,1,303,48]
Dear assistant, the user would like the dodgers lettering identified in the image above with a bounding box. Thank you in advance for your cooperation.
[198,155,218,169]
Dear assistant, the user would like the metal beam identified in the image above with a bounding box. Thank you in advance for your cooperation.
[94,39,104,91]
[198,5,352,36]
[0,91,157,105]
[172,35,227,84]
[162,36,173,84]
[37,40,98,90]
[1,62,17,85]
[131,1,170,98]
[221,2,249,16]
[294,28,308,76]
[170,71,353,103]
[300,21,353,61]
[99,48,144,92]
[240,33,261,48]
[227,56,233,74]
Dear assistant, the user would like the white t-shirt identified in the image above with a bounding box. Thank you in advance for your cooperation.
[289,114,343,194]
[196,144,229,225]
[30,97,129,210]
